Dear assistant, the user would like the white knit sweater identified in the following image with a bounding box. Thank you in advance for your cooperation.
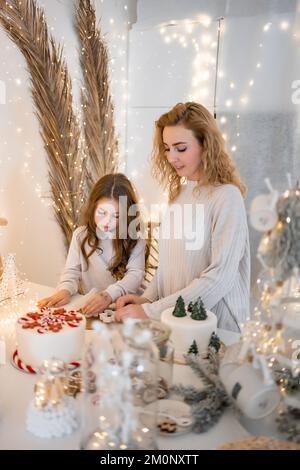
[57,226,145,302]
[142,182,250,332]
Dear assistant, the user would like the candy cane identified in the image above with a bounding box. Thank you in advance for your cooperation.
[13,349,80,374]
[13,350,38,374]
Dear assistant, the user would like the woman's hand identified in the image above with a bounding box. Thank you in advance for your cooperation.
[115,304,148,322]
[115,294,149,310]
[80,291,112,317]
[37,289,71,309]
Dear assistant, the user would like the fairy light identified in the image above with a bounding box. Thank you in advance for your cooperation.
[240,96,249,105]
[280,21,290,31]
[201,33,212,45]
[263,22,272,32]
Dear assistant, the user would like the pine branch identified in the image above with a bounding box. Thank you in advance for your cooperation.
[174,348,234,433]
[172,384,208,404]
[191,387,231,433]
[184,353,221,389]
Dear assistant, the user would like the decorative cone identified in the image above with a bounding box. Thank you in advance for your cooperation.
[0,253,25,303]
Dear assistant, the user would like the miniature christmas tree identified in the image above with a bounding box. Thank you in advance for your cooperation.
[190,297,207,321]
[187,301,193,313]
[187,340,199,355]
[172,296,186,317]
[209,332,221,353]
[0,253,25,302]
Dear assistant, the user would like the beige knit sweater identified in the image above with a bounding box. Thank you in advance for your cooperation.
[57,226,145,302]
[142,181,250,332]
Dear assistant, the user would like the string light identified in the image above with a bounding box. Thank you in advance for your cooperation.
[240,96,249,105]
[280,21,290,31]
[263,22,272,32]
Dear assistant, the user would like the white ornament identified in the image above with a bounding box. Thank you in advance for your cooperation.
[250,178,279,232]
[99,309,115,323]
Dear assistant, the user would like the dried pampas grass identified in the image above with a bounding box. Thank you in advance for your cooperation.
[75,0,118,184]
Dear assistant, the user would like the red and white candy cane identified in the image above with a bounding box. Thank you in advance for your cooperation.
[12,350,81,374]
[13,350,37,374]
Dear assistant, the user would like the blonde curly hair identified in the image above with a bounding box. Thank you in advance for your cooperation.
[152,102,246,201]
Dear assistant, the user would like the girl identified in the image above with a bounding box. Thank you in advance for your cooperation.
[38,173,145,316]
[115,102,250,332]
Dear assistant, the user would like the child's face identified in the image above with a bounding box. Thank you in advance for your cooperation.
[94,198,119,233]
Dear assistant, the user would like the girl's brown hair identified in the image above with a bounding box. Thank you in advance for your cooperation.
[152,102,246,201]
[80,173,140,280]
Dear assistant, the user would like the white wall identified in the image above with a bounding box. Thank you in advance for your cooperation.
[126,0,300,287]
[0,0,136,286]
[126,18,219,209]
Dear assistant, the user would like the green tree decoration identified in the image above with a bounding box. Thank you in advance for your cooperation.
[187,301,194,313]
[209,332,221,353]
[172,296,186,317]
[188,340,199,355]
[190,297,207,321]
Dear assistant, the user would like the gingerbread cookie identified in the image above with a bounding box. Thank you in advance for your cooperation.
[158,418,177,433]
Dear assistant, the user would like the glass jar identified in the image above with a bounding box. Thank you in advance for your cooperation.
[80,321,159,450]
[134,320,174,398]
[26,358,79,438]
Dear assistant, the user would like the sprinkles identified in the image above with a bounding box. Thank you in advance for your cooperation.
[18,308,83,334]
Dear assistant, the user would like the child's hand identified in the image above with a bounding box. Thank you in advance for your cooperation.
[80,291,112,317]
[37,289,71,309]
[115,304,148,322]
[115,295,149,310]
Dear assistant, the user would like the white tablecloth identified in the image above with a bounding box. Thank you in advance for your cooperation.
[0,282,250,450]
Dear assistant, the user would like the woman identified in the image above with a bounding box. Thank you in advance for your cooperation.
[115,102,250,332]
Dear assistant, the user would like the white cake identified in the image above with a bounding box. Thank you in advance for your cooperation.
[16,308,86,368]
[161,307,217,359]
